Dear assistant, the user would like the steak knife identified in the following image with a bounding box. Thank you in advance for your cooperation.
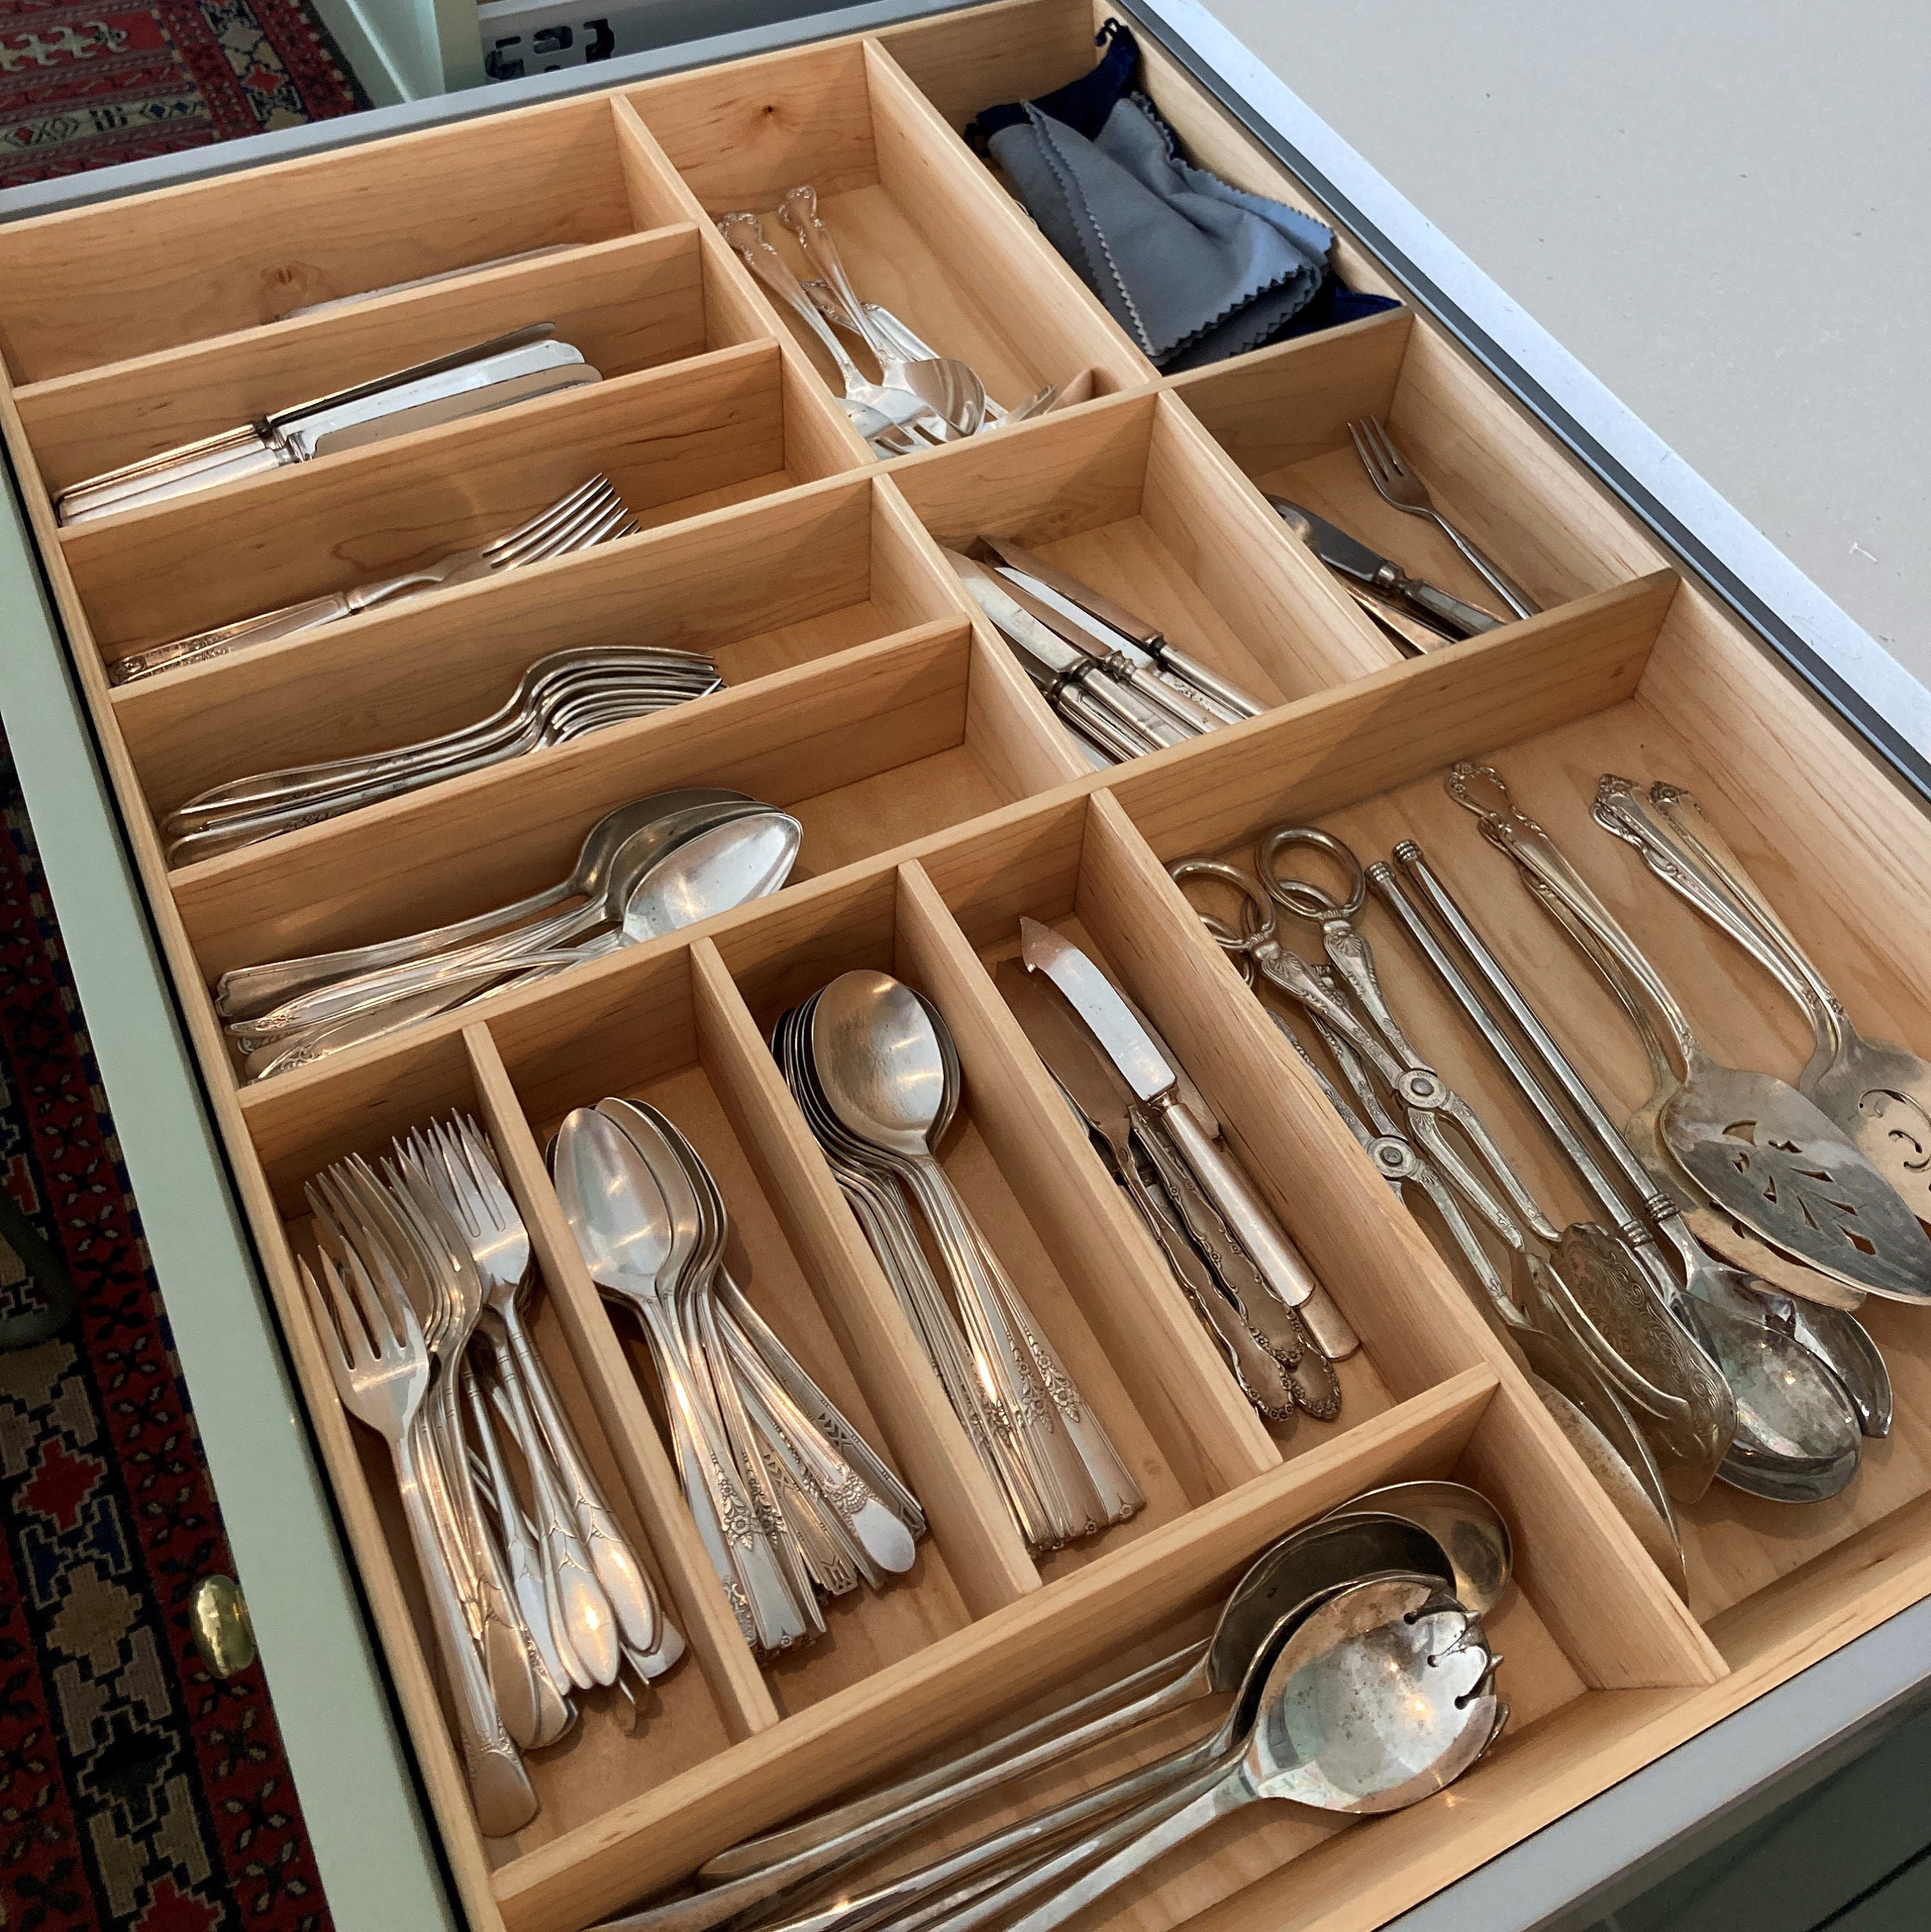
[1019,918,1360,1361]
[1267,497,1502,639]
[977,535,1265,721]
[943,550,1185,755]
[997,961,1299,1417]
[975,551,1225,737]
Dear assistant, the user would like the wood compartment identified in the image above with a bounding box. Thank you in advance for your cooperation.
[1104,562,1931,1676]
[929,787,1435,1460]
[61,341,856,667]
[879,0,1402,307]
[622,35,1149,419]
[706,846,1278,1574]
[113,472,974,837]
[1171,305,1671,624]
[16,223,744,502]
[887,388,1397,723]
[176,615,1066,1055]
[465,940,1015,1721]
[238,1021,768,1904]
[0,95,688,384]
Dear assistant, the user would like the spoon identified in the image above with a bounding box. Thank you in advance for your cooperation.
[1453,764,1931,1303]
[619,1518,1451,1932]
[233,802,788,1066]
[698,1556,1457,1932]
[953,1575,1500,1932]
[810,970,1141,1541]
[1318,1481,1511,1615]
[1601,776,1931,1254]
[552,1109,804,1654]
[215,788,754,1019]
[603,1099,918,1584]
[780,187,987,438]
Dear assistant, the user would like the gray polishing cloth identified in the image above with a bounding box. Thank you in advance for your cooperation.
[990,93,1335,370]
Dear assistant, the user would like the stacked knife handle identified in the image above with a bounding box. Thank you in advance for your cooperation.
[999,925,1360,1432]
[55,325,601,526]
[943,538,1265,767]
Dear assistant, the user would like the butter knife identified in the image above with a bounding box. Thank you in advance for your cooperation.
[1000,963,1298,1419]
[1268,497,1502,639]
[971,544,1226,737]
[1019,918,1360,1361]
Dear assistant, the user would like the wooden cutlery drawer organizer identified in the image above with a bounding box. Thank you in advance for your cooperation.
[7,2,1931,1929]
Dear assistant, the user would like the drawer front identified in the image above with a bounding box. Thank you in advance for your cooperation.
[6,6,1930,1932]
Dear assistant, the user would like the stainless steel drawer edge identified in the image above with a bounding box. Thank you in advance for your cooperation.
[0,453,460,1932]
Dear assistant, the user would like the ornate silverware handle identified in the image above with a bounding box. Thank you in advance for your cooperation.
[1592,777,1834,1039]
[1447,763,1700,1070]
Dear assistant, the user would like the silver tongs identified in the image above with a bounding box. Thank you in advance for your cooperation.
[56,325,599,525]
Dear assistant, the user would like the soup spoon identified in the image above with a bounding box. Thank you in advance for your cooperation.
[215,788,754,1018]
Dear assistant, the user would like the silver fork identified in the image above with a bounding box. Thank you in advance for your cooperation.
[424,1119,668,1672]
[296,1245,538,1837]
[1347,416,1537,620]
[109,475,637,684]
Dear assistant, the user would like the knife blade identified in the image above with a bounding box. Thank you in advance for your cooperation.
[975,552,1225,739]
[941,551,1180,756]
[1267,497,1502,639]
[282,339,588,457]
[977,535,1265,720]
[306,360,599,457]
[997,962,1297,1417]
[1019,917,1360,1360]
[55,326,569,523]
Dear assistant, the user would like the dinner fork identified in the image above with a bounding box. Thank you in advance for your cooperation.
[297,1247,538,1837]
[1347,416,1537,620]
[422,1119,666,1666]
[109,475,637,685]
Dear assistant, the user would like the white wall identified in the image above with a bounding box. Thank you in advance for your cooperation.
[1203,0,1930,683]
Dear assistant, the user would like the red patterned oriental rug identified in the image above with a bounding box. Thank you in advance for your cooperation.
[0,0,367,189]
[0,731,335,1931]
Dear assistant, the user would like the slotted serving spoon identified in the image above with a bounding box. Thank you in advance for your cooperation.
[1596,775,1931,1269]
[1451,764,1931,1307]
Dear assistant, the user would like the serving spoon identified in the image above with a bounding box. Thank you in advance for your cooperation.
[940,1575,1500,1932]
[1452,764,1931,1305]
[608,1517,1451,1932]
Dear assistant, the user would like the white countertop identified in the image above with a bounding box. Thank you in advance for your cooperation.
[1203,0,1931,688]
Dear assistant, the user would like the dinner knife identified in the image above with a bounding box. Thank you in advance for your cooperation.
[1019,917,1360,1362]
[998,961,1299,1416]
[942,551,1185,755]
[56,325,567,522]
[1267,497,1502,639]
[977,535,1265,721]
[972,547,1226,738]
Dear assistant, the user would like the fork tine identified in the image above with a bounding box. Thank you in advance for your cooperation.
[484,476,605,560]
[298,1254,347,1365]
[1347,419,1385,486]
[494,482,617,569]
[317,1245,377,1367]
[517,491,628,567]
[1365,414,1407,478]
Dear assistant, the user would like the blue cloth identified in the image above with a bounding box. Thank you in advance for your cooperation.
[971,21,1398,371]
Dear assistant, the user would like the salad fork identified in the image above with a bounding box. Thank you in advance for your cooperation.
[1348,415,1537,620]
[109,475,637,685]
[297,1244,538,1837]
